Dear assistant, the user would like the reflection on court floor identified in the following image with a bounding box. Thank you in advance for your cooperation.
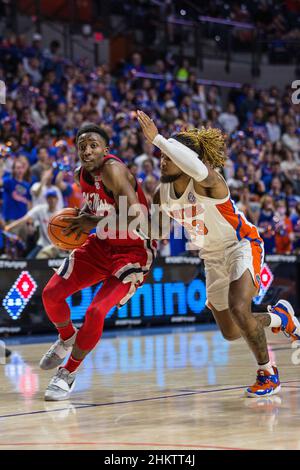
[1,327,300,450]
[4,329,230,397]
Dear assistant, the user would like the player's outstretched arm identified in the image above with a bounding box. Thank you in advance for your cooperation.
[137,110,209,183]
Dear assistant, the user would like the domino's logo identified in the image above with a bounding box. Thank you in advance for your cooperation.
[253,263,274,305]
[2,271,37,320]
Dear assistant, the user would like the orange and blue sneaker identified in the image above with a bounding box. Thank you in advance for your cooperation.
[269,299,300,342]
[246,367,281,398]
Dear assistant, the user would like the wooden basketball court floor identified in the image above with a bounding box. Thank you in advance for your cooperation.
[1,325,300,450]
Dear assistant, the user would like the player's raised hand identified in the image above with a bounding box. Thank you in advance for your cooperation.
[137,110,158,143]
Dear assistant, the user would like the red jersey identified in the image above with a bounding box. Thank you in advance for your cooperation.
[79,154,149,246]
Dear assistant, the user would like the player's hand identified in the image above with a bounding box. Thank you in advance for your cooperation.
[137,110,158,143]
[62,214,98,240]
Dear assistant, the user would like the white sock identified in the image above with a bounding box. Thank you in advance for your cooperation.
[268,313,282,328]
[258,361,274,375]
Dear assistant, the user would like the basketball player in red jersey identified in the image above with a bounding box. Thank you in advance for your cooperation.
[138,110,300,398]
[40,124,156,401]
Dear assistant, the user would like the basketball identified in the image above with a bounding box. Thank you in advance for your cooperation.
[47,207,89,250]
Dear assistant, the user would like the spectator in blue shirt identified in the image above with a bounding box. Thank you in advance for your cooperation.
[258,195,276,254]
[138,158,160,182]
[123,52,145,77]
[1,157,32,222]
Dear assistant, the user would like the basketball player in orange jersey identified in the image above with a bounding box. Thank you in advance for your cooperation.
[40,124,156,401]
[137,110,300,398]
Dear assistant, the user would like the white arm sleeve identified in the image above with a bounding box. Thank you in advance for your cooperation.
[152,134,208,182]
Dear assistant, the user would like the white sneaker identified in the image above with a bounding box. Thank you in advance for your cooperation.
[44,367,76,401]
[39,329,77,370]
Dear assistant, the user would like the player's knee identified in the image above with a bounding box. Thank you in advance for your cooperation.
[42,283,55,307]
[42,279,64,307]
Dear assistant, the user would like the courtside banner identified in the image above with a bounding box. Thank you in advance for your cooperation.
[0,257,299,335]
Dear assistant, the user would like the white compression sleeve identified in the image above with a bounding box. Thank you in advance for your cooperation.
[152,134,208,182]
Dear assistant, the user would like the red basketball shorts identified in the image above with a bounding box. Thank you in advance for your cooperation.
[56,234,157,289]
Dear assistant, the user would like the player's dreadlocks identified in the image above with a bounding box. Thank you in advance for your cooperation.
[172,127,227,168]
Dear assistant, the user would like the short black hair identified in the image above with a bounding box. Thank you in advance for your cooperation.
[76,124,110,146]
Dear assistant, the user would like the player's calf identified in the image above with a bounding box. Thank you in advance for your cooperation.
[229,299,270,365]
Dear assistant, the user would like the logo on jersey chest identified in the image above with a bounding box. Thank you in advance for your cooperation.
[94,176,101,190]
[188,192,196,203]
[82,191,114,216]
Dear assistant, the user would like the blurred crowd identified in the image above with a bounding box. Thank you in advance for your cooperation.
[2,1,300,63]
[111,0,300,62]
[0,31,300,258]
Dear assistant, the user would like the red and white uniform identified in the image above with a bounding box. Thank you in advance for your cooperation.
[160,177,264,311]
[57,155,157,295]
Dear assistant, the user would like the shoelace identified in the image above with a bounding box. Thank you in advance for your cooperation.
[256,371,272,386]
[52,368,69,384]
[45,338,71,358]
[45,339,64,358]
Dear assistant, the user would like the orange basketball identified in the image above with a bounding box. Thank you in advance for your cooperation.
[48,207,89,250]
